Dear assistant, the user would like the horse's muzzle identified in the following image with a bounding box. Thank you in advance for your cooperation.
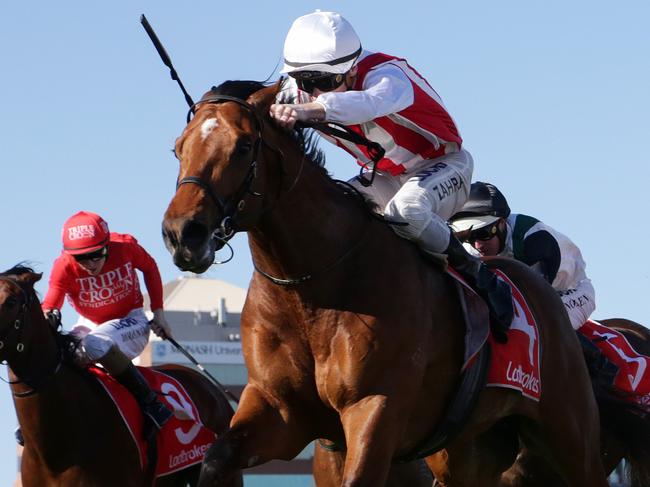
[162,218,216,273]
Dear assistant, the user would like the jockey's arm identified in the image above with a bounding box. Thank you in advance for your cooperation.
[270,65,413,128]
[315,64,414,124]
[520,231,561,285]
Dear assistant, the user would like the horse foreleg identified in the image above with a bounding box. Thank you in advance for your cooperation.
[198,384,312,487]
[338,395,405,487]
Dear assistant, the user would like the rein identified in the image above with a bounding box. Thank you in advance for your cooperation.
[253,180,374,286]
[0,277,63,397]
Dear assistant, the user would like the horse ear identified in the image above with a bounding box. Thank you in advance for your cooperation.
[15,272,43,287]
[247,80,283,113]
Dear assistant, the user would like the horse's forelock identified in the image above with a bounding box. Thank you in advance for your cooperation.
[205,80,267,101]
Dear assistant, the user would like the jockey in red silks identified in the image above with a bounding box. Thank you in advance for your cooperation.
[450,182,650,400]
[270,10,513,339]
[42,211,174,428]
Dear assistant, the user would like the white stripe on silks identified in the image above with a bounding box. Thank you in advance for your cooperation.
[389,60,445,106]
[388,59,462,135]
[389,113,444,150]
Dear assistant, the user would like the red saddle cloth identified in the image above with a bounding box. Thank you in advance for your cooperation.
[485,270,542,401]
[446,268,542,401]
[578,319,650,410]
[90,366,217,479]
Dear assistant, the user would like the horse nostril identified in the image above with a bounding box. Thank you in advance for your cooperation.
[181,220,210,247]
[162,224,178,248]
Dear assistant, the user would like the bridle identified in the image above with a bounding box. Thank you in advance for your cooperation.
[177,94,268,241]
[174,90,381,285]
[0,277,62,397]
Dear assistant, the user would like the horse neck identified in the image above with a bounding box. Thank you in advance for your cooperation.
[249,156,369,282]
[8,304,62,398]
[9,308,85,465]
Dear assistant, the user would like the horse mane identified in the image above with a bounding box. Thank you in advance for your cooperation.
[0,263,35,278]
[210,80,327,169]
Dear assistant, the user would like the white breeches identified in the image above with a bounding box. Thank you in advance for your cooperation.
[350,149,474,253]
[71,308,151,361]
[558,279,596,330]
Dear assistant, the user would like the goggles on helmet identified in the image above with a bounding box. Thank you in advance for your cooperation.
[73,247,108,263]
[467,221,500,243]
[289,71,346,94]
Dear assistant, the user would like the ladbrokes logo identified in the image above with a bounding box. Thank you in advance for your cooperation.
[75,262,136,308]
[68,224,96,241]
[506,361,540,394]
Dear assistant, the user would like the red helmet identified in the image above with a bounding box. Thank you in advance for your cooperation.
[61,211,110,255]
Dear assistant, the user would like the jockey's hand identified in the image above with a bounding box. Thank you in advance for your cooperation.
[151,309,172,340]
[44,309,62,329]
[269,102,325,130]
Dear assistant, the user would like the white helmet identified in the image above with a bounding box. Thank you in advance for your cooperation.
[281,11,362,75]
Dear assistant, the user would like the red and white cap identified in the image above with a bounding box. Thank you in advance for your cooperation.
[61,211,109,255]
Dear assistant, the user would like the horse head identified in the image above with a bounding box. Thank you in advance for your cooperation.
[0,265,42,364]
[162,80,283,273]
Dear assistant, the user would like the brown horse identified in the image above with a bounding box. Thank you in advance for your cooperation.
[0,265,243,487]
[162,80,610,487]
[499,318,650,487]
[313,441,434,487]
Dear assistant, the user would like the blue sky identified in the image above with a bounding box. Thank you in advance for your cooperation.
[0,0,648,482]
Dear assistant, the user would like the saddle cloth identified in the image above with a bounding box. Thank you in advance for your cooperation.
[90,366,216,479]
[578,319,650,410]
[447,267,542,401]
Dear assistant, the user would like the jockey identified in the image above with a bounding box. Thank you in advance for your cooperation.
[42,211,174,429]
[270,10,513,337]
[449,182,595,330]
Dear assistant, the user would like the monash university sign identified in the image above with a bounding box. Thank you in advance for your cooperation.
[152,341,244,365]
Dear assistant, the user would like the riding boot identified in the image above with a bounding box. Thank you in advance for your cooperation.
[576,333,619,388]
[445,234,514,343]
[114,363,173,429]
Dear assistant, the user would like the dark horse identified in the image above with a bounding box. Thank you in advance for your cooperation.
[162,80,611,486]
[499,318,650,487]
[0,265,243,487]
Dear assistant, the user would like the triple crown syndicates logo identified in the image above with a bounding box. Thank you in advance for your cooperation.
[68,224,96,240]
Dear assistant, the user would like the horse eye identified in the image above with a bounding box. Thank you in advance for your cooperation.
[4,296,18,308]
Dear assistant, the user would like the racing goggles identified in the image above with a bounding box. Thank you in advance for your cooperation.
[290,71,346,94]
[468,221,500,243]
[73,247,108,263]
